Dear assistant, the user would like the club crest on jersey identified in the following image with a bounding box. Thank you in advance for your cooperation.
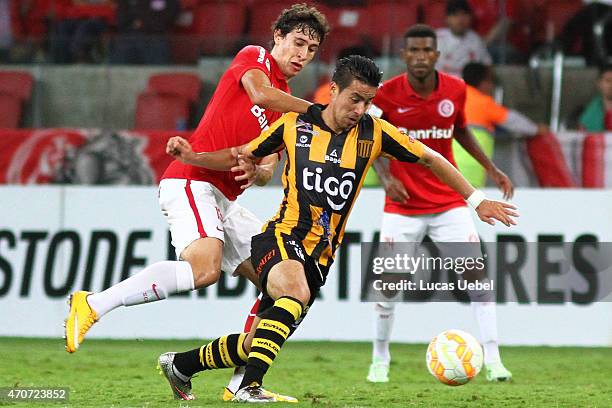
[438,99,454,118]
[357,140,373,158]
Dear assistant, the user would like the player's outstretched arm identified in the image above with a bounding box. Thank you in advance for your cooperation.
[242,69,311,113]
[166,136,256,174]
[418,145,519,227]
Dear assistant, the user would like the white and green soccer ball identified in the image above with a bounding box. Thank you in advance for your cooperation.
[426,329,484,386]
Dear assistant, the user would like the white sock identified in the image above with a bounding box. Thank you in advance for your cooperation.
[226,366,245,393]
[470,301,501,364]
[87,261,195,318]
[372,302,395,364]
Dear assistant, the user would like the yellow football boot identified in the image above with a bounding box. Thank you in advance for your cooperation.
[64,291,98,353]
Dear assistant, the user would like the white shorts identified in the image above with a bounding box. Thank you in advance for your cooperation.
[378,206,482,276]
[158,179,263,274]
[380,206,479,243]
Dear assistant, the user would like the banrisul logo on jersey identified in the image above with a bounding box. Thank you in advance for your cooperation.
[302,167,356,211]
[398,125,454,140]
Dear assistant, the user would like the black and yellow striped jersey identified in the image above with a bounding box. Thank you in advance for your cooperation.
[247,104,425,268]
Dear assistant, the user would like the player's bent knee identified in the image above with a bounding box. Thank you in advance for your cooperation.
[191,267,222,288]
[180,238,223,288]
[285,285,311,306]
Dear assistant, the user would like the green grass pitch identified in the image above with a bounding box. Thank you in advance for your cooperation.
[0,338,610,407]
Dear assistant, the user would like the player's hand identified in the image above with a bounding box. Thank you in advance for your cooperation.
[166,136,195,163]
[536,123,550,135]
[475,199,518,227]
[382,175,410,204]
[231,152,257,189]
[488,167,514,200]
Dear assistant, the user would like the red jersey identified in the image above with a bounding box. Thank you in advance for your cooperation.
[370,71,467,215]
[162,45,289,200]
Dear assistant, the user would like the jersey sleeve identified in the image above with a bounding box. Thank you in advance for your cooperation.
[247,113,292,157]
[377,118,425,162]
[228,46,271,84]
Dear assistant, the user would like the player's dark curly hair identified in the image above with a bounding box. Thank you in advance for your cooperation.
[404,24,437,45]
[332,55,383,91]
[462,62,490,87]
[272,3,330,44]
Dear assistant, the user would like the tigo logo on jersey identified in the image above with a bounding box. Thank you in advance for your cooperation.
[438,99,454,118]
[302,167,356,211]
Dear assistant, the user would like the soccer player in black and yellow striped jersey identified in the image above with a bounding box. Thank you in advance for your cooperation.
[162,55,518,403]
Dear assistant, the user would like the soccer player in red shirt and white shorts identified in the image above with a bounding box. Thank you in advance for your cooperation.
[366,25,514,383]
[65,3,329,397]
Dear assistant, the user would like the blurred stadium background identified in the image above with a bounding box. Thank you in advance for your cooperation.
[0,0,611,405]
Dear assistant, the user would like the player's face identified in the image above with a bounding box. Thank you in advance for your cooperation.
[599,71,612,101]
[402,37,439,80]
[329,79,377,130]
[446,11,472,36]
[272,28,320,79]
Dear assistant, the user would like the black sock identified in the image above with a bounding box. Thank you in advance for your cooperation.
[239,296,303,389]
[173,332,248,377]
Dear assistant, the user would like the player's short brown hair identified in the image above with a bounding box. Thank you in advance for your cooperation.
[272,3,330,45]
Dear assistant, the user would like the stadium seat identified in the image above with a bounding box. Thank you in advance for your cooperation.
[0,93,22,128]
[0,71,34,102]
[422,0,447,29]
[171,0,246,62]
[317,5,373,62]
[147,73,202,104]
[0,71,34,128]
[541,0,582,39]
[366,1,419,54]
[248,1,296,47]
[193,0,247,55]
[134,93,190,130]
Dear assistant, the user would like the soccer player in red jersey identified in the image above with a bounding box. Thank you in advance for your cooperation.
[64,2,328,382]
[365,25,514,383]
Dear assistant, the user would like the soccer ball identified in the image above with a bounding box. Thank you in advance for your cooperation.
[426,329,484,386]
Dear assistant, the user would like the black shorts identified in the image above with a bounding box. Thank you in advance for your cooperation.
[250,230,329,318]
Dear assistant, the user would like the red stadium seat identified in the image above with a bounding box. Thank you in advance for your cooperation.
[134,93,190,130]
[317,5,372,62]
[0,71,34,102]
[194,0,247,54]
[422,0,447,29]
[0,93,22,128]
[542,0,582,39]
[248,1,296,47]
[171,0,246,62]
[147,73,202,103]
[366,1,419,54]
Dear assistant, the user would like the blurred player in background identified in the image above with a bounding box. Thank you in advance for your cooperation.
[64,4,329,397]
[159,55,517,402]
[455,61,548,186]
[366,24,514,383]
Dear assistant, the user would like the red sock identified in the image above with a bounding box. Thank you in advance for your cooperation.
[243,296,261,332]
